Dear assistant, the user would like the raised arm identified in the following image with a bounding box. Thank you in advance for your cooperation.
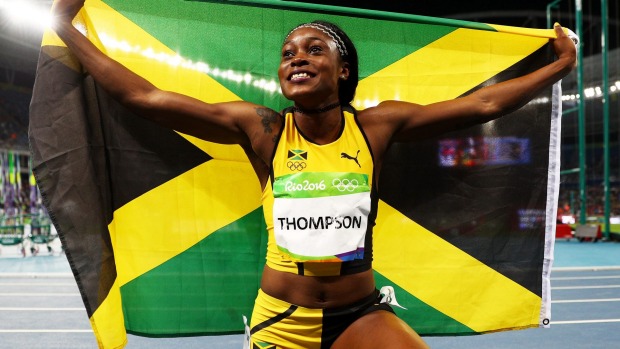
[366,24,576,142]
[51,0,272,148]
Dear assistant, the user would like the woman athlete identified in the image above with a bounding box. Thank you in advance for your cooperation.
[51,1,576,348]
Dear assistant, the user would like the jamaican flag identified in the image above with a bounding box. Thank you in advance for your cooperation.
[29,0,562,348]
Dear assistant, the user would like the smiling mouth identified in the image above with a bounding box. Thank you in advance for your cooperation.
[289,72,314,81]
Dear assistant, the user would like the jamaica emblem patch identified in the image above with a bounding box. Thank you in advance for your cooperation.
[287,149,307,171]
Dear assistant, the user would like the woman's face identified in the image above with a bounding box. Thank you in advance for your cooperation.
[278,27,348,106]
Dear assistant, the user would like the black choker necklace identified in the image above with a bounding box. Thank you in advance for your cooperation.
[292,102,341,114]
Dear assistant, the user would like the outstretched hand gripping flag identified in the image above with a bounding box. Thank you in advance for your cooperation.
[29,0,562,347]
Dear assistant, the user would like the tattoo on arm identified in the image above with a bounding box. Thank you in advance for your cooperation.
[255,107,280,139]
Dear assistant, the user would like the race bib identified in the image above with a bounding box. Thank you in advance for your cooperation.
[272,172,370,262]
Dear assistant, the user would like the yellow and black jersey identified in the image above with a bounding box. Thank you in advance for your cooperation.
[261,107,378,276]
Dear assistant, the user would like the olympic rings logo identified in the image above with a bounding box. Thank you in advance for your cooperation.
[287,161,307,171]
[332,178,359,192]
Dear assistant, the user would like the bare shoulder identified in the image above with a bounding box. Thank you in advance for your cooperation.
[240,104,284,162]
[246,105,283,142]
[356,100,424,137]
[357,100,423,124]
[355,102,410,160]
[357,99,467,143]
[253,106,283,135]
[211,101,282,135]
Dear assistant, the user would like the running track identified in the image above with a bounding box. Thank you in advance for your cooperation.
[0,240,618,348]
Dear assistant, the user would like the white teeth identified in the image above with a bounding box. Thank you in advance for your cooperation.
[291,72,309,80]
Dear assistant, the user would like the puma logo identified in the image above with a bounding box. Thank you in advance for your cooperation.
[341,150,361,168]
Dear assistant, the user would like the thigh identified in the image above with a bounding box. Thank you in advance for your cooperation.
[331,310,430,349]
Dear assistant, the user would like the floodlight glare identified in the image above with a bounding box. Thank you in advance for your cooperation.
[1,0,53,32]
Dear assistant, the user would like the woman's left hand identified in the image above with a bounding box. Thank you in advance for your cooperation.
[552,24,577,70]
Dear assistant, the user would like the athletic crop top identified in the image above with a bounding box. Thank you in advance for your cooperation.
[261,107,378,276]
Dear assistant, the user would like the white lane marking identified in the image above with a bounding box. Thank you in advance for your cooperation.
[552,298,620,303]
[553,267,620,272]
[552,285,620,290]
[552,319,620,325]
[552,275,620,280]
[0,293,80,296]
[0,307,85,311]
[0,283,76,286]
[0,329,92,333]
[0,273,73,278]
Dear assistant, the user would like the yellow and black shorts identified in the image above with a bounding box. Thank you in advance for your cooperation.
[248,289,394,349]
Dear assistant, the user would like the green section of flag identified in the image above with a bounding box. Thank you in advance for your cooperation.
[373,271,475,335]
[102,0,460,110]
[120,208,267,335]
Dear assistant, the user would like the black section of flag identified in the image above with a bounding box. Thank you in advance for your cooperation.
[379,45,553,296]
[29,47,116,317]
[93,86,212,212]
[28,46,213,317]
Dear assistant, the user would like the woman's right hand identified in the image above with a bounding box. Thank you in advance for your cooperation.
[51,0,85,26]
